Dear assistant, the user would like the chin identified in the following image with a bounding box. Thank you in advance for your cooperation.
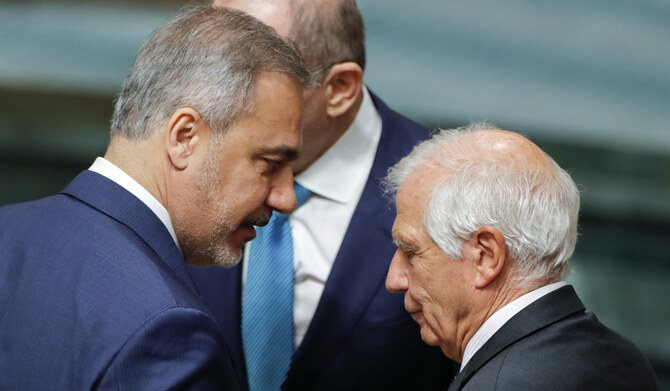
[183,241,241,269]
[419,328,441,347]
[417,321,443,348]
[210,244,243,268]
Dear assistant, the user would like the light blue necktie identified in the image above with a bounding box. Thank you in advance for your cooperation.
[242,182,312,391]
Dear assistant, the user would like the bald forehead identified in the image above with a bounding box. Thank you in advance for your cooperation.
[214,0,293,36]
[394,129,555,201]
[440,129,554,172]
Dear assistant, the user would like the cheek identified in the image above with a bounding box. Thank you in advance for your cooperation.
[301,94,327,132]
[248,180,272,204]
[300,114,320,141]
[225,180,272,217]
[227,166,267,195]
[408,277,454,322]
[406,281,436,311]
[407,267,438,302]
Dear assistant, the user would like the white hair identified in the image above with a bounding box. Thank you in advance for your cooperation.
[110,5,312,140]
[384,123,580,285]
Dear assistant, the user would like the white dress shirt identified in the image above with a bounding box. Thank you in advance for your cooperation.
[242,87,383,347]
[460,281,568,371]
[88,157,180,250]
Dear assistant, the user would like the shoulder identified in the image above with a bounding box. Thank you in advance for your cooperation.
[1,192,193,304]
[469,312,658,390]
[1,193,126,243]
[369,90,431,146]
[1,194,239,389]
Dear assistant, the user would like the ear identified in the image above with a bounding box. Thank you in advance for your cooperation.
[323,61,363,118]
[165,108,209,170]
[464,226,507,289]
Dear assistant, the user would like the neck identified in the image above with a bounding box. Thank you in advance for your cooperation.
[104,135,167,206]
[452,272,539,362]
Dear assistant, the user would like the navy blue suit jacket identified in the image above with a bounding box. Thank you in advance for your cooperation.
[449,285,658,391]
[0,171,240,390]
[189,93,457,390]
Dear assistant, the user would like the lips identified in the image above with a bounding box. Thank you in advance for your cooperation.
[236,223,256,238]
[237,209,272,243]
[404,294,421,315]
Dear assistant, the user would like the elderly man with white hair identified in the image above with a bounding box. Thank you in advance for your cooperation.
[385,123,658,390]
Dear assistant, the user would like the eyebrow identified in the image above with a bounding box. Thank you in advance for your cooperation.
[256,146,299,161]
[393,236,418,252]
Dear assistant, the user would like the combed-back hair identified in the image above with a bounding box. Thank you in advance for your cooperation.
[111,5,312,140]
[288,0,365,79]
[384,123,580,286]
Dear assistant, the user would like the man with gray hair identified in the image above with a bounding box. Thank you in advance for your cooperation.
[189,0,456,389]
[385,123,659,390]
[0,6,310,389]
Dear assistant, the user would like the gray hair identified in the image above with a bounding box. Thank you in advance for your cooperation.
[384,123,580,286]
[288,0,365,79]
[111,5,312,140]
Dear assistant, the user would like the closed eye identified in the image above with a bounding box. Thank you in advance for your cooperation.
[393,237,418,263]
[264,158,283,173]
[402,248,418,266]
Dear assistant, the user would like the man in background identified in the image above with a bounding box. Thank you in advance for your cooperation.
[0,6,310,389]
[385,123,659,390]
[188,0,457,390]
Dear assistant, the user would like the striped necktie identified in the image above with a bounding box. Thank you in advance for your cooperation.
[242,182,312,391]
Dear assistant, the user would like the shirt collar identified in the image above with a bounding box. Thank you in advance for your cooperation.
[460,281,568,371]
[295,87,382,204]
[88,157,181,250]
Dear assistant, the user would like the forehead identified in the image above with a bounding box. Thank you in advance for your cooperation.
[219,72,302,151]
[393,165,441,238]
[252,71,302,113]
[396,164,441,210]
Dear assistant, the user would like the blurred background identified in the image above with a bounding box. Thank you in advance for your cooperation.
[1,0,668,387]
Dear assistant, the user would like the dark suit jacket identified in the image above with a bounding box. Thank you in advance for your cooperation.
[189,93,457,390]
[0,171,240,390]
[449,285,659,391]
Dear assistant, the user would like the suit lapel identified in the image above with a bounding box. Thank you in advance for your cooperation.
[449,285,586,391]
[285,159,395,387]
[187,262,247,389]
[284,92,429,389]
[61,170,196,294]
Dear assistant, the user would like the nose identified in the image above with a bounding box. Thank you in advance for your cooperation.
[386,249,409,293]
[265,166,297,215]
